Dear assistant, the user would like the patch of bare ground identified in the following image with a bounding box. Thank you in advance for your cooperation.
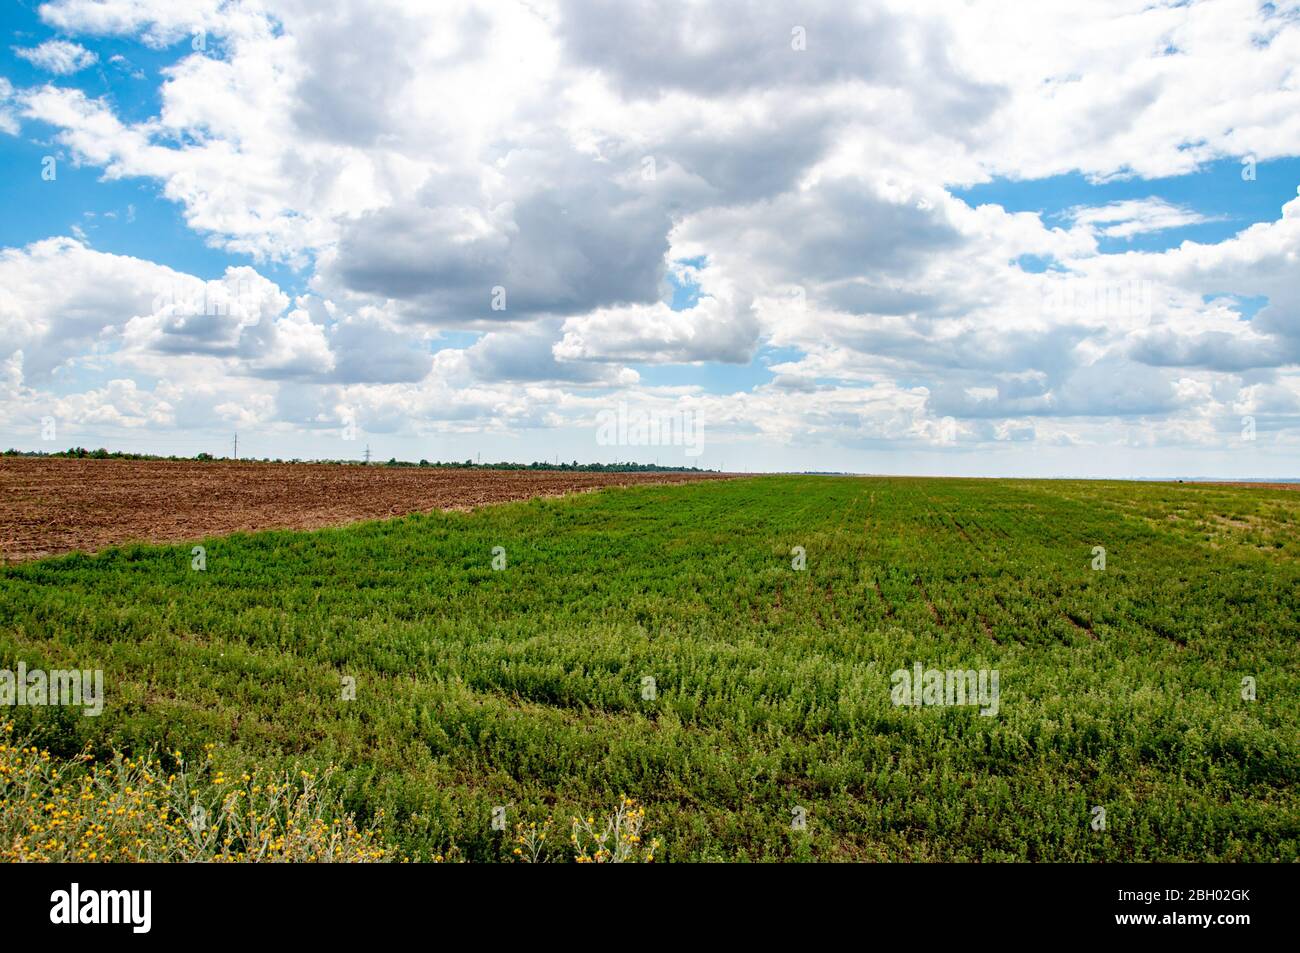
[0,458,736,562]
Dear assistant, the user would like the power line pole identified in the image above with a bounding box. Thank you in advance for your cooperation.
[233,432,238,460]
[363,444,371,465]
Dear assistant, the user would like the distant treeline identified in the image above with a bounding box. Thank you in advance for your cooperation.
[3,447,710,473]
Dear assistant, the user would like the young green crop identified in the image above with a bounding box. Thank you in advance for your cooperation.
[1,476,1297,860]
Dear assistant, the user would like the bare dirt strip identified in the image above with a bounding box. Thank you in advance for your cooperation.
[0,458,735,563]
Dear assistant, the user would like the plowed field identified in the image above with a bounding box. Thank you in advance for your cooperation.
[0,458,732,562]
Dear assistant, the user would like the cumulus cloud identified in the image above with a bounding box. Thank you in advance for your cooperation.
[554,271,759,365]
[2,0,1300,469]
[0,237,177,382]
[327,140,673,323]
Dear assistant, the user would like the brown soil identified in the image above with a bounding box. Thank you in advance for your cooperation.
[0,458,735,563]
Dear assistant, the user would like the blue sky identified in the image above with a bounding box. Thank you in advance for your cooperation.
[2,1,1299,476]
[956,157,1300,254]
[0,2,302,288]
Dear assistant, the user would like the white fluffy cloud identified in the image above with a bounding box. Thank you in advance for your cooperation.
[13,39,98,74]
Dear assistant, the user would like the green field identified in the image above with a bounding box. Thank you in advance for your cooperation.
[2,476,1298,861]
